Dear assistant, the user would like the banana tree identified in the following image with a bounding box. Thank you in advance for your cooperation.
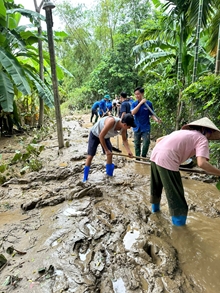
[0,1,54,114]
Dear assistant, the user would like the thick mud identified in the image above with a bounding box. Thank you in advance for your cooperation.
[0,114,220,293]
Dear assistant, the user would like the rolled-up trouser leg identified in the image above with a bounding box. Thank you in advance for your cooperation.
[157,165,188,217]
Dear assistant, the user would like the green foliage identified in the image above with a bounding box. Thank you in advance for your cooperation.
[209,141,220,169]
[9,143,44,174]
[144,78,180,134]
[182,74,220,168]
[182,74,220,123]
[60,85,94,113]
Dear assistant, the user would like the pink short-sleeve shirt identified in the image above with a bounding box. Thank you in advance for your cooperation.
[150,130,209,171]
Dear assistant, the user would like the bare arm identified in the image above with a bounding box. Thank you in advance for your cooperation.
[99,117,115,156]
[131,99,146,115]
[156,136,166,144]
[151,115,161,123]
[121,129,133,157]
[197,156,220,176]
[121,112,126,119]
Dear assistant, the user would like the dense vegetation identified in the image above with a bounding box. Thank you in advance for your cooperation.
[0,0,220,168]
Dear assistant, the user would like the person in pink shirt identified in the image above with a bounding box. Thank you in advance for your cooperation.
[150,117,220,226]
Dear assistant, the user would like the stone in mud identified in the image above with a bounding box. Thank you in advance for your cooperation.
[21,198,41,211]
[35,196,65,208]
[66,187,84,200]
[70,155,86,161]
[74,186,103,199]
[56,168,74,180]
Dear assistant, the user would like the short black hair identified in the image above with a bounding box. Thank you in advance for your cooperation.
[134,87,144,93]
[120,92,127,99]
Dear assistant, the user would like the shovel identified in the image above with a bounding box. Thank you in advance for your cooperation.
[112,152,149,161]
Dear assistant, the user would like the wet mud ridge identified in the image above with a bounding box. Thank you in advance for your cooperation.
[0,166,199,293]
[0,115,219,292]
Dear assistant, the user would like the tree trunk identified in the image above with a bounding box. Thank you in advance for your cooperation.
[215,24,220,75]
[33,0,44,128]
[192,0,203,83]
[175,16,183,130]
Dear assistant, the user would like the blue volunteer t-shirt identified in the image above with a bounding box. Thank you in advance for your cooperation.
[119,101,130,118]
[131,100,154,132]
[106,101,112,111]
[98,99,107,115]
[92,101,100,110]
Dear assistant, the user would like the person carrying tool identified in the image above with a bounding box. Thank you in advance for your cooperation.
[150,117,220,226]
[82,113,135,182]
[131,87,160,158]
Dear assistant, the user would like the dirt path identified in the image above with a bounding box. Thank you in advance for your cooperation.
[0,114,220,293]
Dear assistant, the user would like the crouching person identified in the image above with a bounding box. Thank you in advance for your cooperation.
[83,113,135,182]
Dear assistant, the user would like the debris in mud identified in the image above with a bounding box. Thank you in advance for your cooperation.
[6,246,26,256]
[0,254,7,269]
[1,114,220,293]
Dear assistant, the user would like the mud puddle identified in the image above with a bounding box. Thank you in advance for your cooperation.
[0,114,220,292]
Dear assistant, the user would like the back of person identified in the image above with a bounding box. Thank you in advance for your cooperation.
[92,101,99,110]
[119,92,131,118]
[92,116,120,138]
[99,99,107,117]
[150,129,209,171]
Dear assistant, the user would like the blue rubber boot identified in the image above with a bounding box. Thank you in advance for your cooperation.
[172,215,187,226]
[152,203,160,213]
[82,166,90,182]
[106,163,115,176]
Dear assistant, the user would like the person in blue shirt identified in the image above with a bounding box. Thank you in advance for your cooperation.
[119,92,130,119]
[128,95,134,106]
[131,87,160,158]
[106,98,112,114]
[90,101,100,123]
[98,95,109,117]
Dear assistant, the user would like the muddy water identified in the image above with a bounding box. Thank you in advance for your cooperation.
[0,114,220,292]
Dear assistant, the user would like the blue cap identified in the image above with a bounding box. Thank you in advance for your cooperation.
[104,94,110,100]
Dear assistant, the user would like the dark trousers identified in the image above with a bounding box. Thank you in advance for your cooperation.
[150,162,188,216]
[134,131,150,157]
[90,109,98,123]
[87,131,112,156]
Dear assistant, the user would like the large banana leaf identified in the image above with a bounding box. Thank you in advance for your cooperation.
[24,66,54,108]
[0,47,31,96]
[7,8,45,26]
[0,0,6,20]
[0,71,14,112]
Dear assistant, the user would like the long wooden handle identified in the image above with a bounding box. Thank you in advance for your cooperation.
[112,152,150,161]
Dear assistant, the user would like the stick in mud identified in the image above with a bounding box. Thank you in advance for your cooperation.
[112,152,208,174]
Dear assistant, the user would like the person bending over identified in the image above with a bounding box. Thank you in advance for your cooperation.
[150,117,220,226]
[83,113,135,181]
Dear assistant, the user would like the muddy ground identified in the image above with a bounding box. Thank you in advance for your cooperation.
[0,113,220,293]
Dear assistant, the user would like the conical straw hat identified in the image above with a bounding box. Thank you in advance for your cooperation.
[182,117,220,140]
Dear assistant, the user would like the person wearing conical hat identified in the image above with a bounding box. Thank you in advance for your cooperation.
[150,117,220,226]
